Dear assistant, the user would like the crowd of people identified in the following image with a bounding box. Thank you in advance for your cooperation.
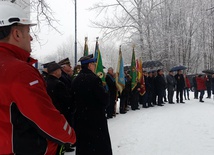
[1,2,214,155]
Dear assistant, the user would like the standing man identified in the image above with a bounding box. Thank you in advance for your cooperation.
[41,61,55,82]
[105,67,117,118]
[196,75,206,102]
[72,54,112,155]
[154,69,166,106]
[58,57,73,94]
[166,70,176,104]
[174,70,185,103]
[205,74,212,98]
[192,74,199,99]
[0,2,76,154]
[46,62,75,152]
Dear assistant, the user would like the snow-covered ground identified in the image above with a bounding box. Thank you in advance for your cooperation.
[66,92,214,155]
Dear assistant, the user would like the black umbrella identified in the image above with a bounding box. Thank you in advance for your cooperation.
[202,69,214,74]
[170,65,187,71]
[142,60,163,68]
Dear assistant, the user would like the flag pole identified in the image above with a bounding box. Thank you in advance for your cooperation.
[74,0,77,66]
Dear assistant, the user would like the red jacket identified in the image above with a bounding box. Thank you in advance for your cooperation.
[185,77,191,88]
[196,76,206,91]
[0,43,76,154]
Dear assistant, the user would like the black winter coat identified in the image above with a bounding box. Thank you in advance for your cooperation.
[154,74,166,95]
[46,75,74,125]
[174,74,185,90]
[71,68,112,155]
[105,73,117,99]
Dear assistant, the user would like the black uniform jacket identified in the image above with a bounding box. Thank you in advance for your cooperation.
[46,75,74,124]
[71,68,112,155]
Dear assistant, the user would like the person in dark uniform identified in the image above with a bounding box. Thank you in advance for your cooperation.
[192,74,198,99]
[212,74,214,98]
[71,54,112,155]
[124,71,132,110]
[46,62,75,153]
[154,69,166,106]
[58,58,73,94]
[41,61,55,82]
[166,70,176,103]
[174,70,185,103]
[130,81,141,110]
[205,74,212,98]
[105,67,117,118]
[147,71,155,107]
[151,70,157,105]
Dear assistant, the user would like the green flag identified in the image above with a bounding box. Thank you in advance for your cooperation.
[130,47,137,90]
[95,38,106,86]
[83,37,88,56]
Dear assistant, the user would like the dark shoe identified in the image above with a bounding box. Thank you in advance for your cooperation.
[180,101,185,103]
[136,108,140,110]
[107,116,113,119]
[169,102,175,104]
[157,104,164,106]
[142,106,148,108]
[120,111,127,114]
[199,100,204,102]
[188,98,190,100]
[148,104,154,107]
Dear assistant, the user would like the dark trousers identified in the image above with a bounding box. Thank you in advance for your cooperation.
[157,90,164,105]
[106,97,116,117]
[152,91,157,105]
[167,88,174,103]
[176,89,184,103]
[130,92,139,110]
[184,88,190,100]
[199,90,205,100]
[207,87,211,98]
[139,92,148,108]
[194,87,198,99]
[120,95,127,112]
[147,91,153,106]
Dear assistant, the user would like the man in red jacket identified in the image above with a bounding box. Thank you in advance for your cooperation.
[196,75,206,102]
[0,2,76,154]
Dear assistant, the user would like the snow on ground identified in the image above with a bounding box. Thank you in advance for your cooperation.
[66,92,214,155]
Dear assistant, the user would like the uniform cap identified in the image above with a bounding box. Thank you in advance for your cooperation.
[58,58,70,66]
[78,54,97,65]
[47,62,61,73]
[42,61,56,68]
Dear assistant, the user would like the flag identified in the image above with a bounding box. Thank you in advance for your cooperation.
[116,46,125,94]
[83,37,88,56]
[94,38,106,85]
[130,47,137,91]
[94,37,99,59]
[137,58,146,96]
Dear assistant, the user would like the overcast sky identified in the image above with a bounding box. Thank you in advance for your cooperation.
[31,0,102,61]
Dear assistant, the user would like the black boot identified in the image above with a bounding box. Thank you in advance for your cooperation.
[199,97,204,102]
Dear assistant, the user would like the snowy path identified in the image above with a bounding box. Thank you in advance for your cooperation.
[66,92,214,155]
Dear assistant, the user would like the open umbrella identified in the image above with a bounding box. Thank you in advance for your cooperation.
[202,69,214,74]
[142,60,163,68]
[170,65,187,71]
